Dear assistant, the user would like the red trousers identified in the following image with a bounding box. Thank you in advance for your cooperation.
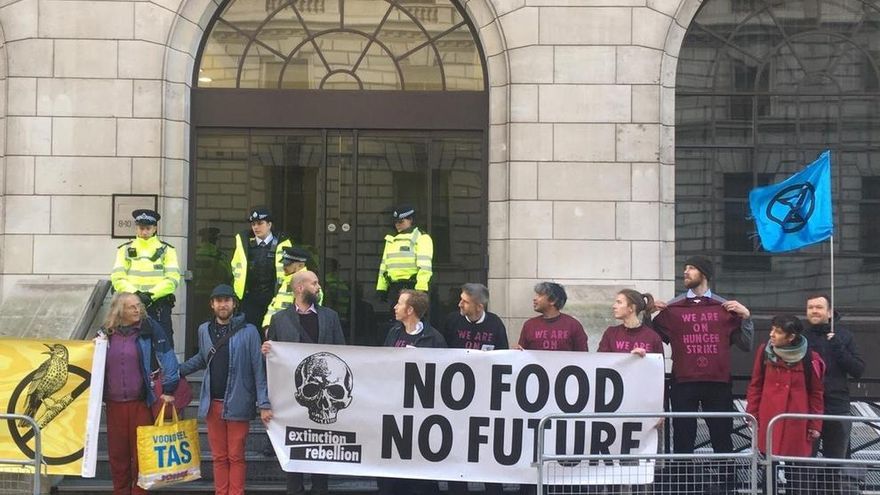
[106,400,152,495]
[206,400,250,495]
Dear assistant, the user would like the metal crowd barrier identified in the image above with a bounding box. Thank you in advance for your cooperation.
[765,413,880,495]
[535,412,759,494]
[0,414,44,495]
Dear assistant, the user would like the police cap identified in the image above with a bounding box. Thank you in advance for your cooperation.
[132,209,160,226]
[392,204,415,221]
[248,207,271,223]
[281,246,310,265]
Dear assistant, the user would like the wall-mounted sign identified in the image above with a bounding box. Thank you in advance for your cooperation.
[112,194,158,239]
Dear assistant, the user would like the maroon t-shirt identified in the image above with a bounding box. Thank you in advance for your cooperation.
[651,295,743,383]
[597,324,663,354]
[518,313,588,351]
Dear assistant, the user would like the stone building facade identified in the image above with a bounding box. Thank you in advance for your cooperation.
[1,0,877,354]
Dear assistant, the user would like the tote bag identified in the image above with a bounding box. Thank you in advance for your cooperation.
[137,402,201,489]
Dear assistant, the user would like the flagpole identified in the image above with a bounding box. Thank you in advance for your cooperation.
[830,234,835,335]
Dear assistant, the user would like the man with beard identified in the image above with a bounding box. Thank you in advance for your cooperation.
[803,294,863,480]
[517,282,587,351]
[264,270,345,495]
[180,284,271,495]
[651,256,752,492]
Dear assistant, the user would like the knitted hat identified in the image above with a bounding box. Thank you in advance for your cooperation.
[684,255,714,281]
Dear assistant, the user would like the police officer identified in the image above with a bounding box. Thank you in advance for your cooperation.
[231,207,293,329]
[111,209,180,340]
[376,204,433,315]
[261,246,323,330]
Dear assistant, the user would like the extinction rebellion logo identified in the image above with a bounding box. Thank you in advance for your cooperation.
[766,183,816,233]
[286,352,362,463]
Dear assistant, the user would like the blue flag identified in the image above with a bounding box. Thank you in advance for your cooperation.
[748,151,833,253]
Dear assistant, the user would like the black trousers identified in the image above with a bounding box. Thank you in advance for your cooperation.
[287,472,328,495]
[818,413,852,459]
[448,481,503,495]
[377,477,439,495]
[147,297,174,343]
[241,290,273,333]
[669,381,734,454]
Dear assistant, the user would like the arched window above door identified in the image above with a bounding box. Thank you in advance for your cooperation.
[198,0,485,90]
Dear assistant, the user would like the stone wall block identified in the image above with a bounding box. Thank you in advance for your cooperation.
[37,79,133,117]
[509,200,552,238]
[0,0,38,41]
[53,117,116,156]
[659,202,674,241]
[674,0,701,28]
[632,85,660,123]
[489,123,509,163]
[537,239,631,278]
[164,120,190,160]
[499,7,538,49]
[660,53,678,87]
[509,45,553,83]
[132,157,161,194]
[528,0,642,7]
[508,239,538,278]
[119,41,166,79]
[465,0,494,28]
[488,239,509,279]
[616,123,660,162]
[480,21,505,57]
[486,53,508,87]
[7,39,53,77]
[180,0,216,28]
[617,46,662,84]
[616,201,660,240]
[7,116,51,155]
[539,8,631,45]
[54,40,118,78]
[659,124,674,163]
[164,49,195,85]
[38,0,134,38]
[631,162,660,202]
[8,78,36,116]
[538,162,630,201]
[490,84,508,125]
[494,0,526,16]
[35,157,132,194]
[169,17,203,55]
[553,123,615,161]
[660,86,675,125]
[632,7,672,48]
[160,197,187,237]
[510,84,538,122]
[2,235,34,273]
[553,46,615,83]
[165,159,189,199]
[507,278,541,318]
[134,80,163,118]
[539,85,631,122]
[659,163,674,202]
[509,161,537,200]
[647,0,681,16]
[135,2,176,44]
[118,118,161,157]
[488,200,509,240]
[5,196,50,234]
[50,196,110,234]
[510,123,552,160]
[5,156,35,194]
[32,235,122,274]
[488,161,509,201]
[553,201,615,239]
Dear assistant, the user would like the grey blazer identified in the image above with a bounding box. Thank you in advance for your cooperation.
[266,304,346,345]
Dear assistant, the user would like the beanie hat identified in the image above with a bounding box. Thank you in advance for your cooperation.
[684,255,714,281]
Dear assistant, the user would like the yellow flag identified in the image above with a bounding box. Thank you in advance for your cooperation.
[0,338,106,476]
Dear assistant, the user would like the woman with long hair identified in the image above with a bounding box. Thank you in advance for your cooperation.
[598,289,663,356]
[100,292,179,494]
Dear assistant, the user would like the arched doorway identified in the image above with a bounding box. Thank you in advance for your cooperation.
[675,0,880,372]
[188,0,489,355]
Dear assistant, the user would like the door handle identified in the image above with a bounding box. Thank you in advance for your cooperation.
[341,223,351,232]
[327,223,337,232]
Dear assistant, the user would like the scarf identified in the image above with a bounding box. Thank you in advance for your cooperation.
[765,337,807,365]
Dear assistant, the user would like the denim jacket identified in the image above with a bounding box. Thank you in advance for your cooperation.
[101,316,180,407]
[180,315,270,420]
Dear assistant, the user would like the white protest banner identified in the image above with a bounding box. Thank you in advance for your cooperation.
[265,343,664,485]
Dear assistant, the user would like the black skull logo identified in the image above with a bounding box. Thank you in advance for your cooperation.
[294,352,354,424]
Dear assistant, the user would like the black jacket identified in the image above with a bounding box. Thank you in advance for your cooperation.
[383,322,447,348]
[804,320,864,414]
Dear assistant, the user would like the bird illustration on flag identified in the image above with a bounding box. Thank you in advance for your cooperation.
[18,343,70,427]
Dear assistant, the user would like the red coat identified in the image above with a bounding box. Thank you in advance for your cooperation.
[745,346,824,456]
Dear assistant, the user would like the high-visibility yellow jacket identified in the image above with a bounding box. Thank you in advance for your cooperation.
[231,230,292,299]
[111,236,181,299]
[261,268,325,328]
[376,227,433,291]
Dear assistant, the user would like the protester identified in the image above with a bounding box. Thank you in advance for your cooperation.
[803,294,864,458]
[518,282,587,351]
[379,289,445,494]
[746,315,824,456]
[179,284,271,495]
[443,283,506,495]
[598,289,662,356]
[264,270,344,495]
[100,292,178,495]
